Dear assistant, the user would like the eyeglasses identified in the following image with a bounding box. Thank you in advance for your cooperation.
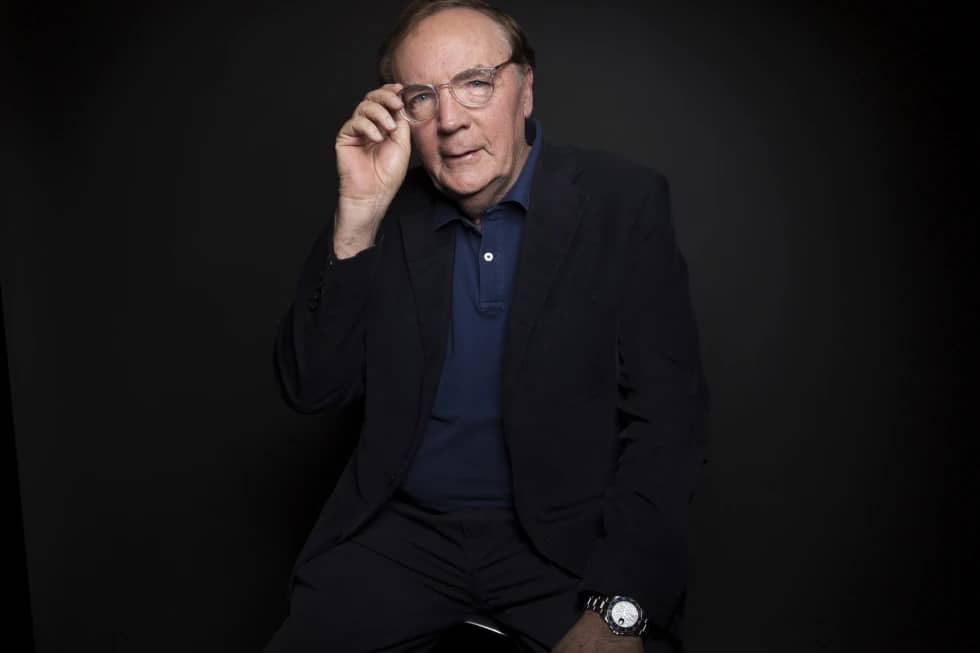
[399,58,516,123]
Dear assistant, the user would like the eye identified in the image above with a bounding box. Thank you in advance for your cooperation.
[466,79,490,88]
[406,92,433,108]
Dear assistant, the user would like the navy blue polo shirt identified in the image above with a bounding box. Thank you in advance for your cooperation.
[399,118,543,511]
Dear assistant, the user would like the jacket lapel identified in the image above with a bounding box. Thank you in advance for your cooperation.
[502,142,588,408]
[399,186,456,433]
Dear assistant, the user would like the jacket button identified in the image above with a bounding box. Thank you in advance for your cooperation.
[386,473,399,487]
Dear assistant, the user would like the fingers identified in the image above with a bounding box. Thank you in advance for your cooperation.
[364,83,404,115]
[356,100,397,137]
[346,114,386,143]
[340,84,405,144]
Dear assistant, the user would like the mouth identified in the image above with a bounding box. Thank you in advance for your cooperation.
[442,148,480,162]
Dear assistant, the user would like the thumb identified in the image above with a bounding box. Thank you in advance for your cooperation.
[392,110,411,147]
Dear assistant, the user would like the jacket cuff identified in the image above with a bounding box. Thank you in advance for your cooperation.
[306,231,384,314]
[575,510,690,629]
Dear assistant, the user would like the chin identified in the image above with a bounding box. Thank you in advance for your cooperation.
[438,168,494,199]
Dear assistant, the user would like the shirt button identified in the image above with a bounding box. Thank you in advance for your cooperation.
[483,252,494,262]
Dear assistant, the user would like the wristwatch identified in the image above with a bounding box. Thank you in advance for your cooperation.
[584,593,649,637]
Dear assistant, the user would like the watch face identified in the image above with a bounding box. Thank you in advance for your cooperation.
[609,599,640,629]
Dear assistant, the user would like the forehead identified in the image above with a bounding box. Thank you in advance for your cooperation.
[393,8,510,84]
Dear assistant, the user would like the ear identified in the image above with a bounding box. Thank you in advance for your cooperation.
[521,65,534,118]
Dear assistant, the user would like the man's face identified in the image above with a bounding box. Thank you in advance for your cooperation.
[392,8,534,214]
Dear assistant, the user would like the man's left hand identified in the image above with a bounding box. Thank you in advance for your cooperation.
[550,610,643,652]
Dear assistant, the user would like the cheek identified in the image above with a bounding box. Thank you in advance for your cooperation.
[485,111,520,154]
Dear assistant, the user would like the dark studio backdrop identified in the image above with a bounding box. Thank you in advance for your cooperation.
[2,0,975,651]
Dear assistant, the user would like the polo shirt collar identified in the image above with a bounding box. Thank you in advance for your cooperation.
[432,117,542,230]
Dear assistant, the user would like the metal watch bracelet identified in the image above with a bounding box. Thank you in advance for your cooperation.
[584,592,649,637]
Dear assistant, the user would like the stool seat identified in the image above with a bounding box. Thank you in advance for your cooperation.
[432,614,520,652]
[463,614,510,637]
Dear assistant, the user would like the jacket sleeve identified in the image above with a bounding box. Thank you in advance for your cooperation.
[577,173,709,631]
[273,216,384,414]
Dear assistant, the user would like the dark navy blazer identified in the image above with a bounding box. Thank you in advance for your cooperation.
[274,138,709,632]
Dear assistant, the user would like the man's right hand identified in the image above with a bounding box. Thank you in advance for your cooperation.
[333,83,412,259]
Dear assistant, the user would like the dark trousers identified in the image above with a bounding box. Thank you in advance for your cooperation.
[263,492,674,652]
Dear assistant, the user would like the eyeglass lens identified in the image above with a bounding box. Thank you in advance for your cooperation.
[401,68,496,121]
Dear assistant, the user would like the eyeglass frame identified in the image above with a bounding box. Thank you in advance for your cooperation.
[397,56,518,123]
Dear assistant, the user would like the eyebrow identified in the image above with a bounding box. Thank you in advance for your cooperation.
[402,63,495,87]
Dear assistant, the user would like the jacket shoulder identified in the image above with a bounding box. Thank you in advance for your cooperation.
[392,165,439,208]
[376,165,439,238]
[543,141,668,196]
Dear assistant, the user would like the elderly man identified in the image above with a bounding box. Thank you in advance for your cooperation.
[264,1,708,651]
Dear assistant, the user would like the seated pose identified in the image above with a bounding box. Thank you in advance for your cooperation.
[264,1,708,651]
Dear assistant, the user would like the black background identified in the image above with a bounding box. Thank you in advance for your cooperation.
[3,0,975,651]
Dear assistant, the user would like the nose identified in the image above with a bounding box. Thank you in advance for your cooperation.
[436,84,469,133]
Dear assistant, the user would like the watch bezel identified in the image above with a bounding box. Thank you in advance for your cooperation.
[602,595,647,636]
